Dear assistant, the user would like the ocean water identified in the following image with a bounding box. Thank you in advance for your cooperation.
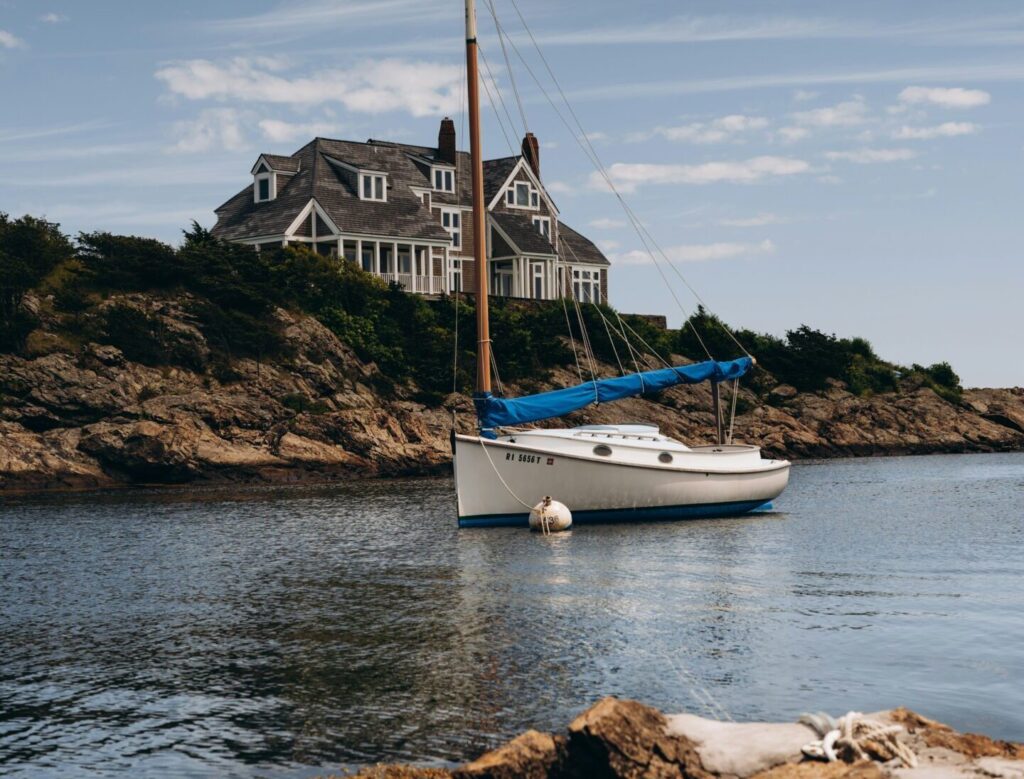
[1,452,1022,777]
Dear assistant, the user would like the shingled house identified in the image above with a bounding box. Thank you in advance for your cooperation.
[211,119,609,302]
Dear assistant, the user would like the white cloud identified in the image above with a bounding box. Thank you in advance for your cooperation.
[613,239,775,265]
[594,156,809,192]
[824,148,917,164]
[718,213,785,227]
[600,240,622,252]
[793,89,819,102]
[639,114,768,144]
[793,97,868,127]
[898,86,991,109]
[156,57,462,117]
[207,0,444,34]
[893,121,980,140]
[777,126,810,143]
[562,64,1024,104]
[0,29,26,48]
[589,218,626,229]
[169,108,248,154]
[258,118,343,143]
[40,13,68,23]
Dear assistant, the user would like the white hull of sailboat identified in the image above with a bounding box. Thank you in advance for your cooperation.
[453,428,790,527]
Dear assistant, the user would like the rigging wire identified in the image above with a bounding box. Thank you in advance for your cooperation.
[476,46,519,157]
[499,0,751,359]
[482,5,714,361]
[485,0,529,136]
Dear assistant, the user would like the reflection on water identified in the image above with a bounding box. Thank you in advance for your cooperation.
[1,452,1023,777]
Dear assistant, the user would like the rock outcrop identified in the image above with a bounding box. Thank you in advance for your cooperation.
[340,697,1024,779]
[1,294,1022,493]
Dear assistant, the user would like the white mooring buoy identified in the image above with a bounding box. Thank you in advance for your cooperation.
[529,496,572,534]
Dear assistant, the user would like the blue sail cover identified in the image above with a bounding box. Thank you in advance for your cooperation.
[474,356,753,430]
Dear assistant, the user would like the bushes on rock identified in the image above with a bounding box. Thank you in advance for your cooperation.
[100,304,206,371]
[0,214,73,350]
[77,232,180,290]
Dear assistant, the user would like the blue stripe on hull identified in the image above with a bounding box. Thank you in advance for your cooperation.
[458,500,774,528]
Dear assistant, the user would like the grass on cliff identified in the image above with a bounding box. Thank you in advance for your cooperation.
[0,213,962,404]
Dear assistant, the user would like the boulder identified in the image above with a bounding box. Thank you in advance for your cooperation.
[454,730,564,779]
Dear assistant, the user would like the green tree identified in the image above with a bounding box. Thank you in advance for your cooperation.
[76,231,179,290]
[0,214,73,350]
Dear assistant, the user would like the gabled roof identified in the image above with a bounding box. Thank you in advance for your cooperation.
[215,139,451,242]
[214,137,568,247]
[558,222,610,266]
[491,212,557,257]
[258,154,301,173]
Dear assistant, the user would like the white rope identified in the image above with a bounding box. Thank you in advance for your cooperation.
[727,379,739,445]
[802,712,918,768]
[476,437,534,510]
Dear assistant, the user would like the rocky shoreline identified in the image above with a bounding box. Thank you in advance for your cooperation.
[338,697,1023,779]
[1,296,1023,494]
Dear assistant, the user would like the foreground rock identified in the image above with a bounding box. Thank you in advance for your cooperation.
[337,697,1023,779]
[1,294,1022,492]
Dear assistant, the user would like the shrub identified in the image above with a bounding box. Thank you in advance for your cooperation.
[77,232,179,291]
[0,214,73,350]
[100,304,206,370]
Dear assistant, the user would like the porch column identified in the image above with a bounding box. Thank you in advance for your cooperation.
[356,239,362,268]
[337,236,343,259]
[392,241,398,280]
[373,241,380,274]
[444,246,450,294]
[411,245,418,293]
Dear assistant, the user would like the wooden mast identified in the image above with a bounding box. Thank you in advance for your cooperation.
[466,0,491,395]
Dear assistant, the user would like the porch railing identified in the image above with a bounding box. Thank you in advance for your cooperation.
[377,272,447,294]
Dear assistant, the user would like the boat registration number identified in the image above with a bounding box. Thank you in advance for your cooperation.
[505,452,554,466]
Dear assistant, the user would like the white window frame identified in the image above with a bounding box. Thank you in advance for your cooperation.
[254,165,274,203]
[432,166,455,193]
[360,173,387,202]
[532,216,551,238]
[440,208,462,249]
[505,180,539,210]
[448,257,463,292]
[572,267,602,304]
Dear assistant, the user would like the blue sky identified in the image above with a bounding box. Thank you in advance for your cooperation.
[1,0,1021,387]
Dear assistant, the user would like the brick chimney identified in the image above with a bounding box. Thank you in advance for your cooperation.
[438,117,456,164]
[521,132,540,177]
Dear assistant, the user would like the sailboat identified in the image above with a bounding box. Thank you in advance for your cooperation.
[452,0,790,527]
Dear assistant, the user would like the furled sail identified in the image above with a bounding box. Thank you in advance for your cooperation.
[474,356,753,430]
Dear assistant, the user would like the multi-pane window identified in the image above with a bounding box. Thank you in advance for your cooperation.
[433,167,454,192]
[361,174,386,201]
[505,181,539,210]
[533,216,551,238]
[449,259,463,292]
[441,209,461,249]
[572,268,602,303]
[257,177,270,202]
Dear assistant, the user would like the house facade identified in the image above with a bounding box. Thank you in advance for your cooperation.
[211,120,609,303]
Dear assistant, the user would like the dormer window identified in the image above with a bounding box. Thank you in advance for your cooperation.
[533,216,551,238]
[254,163,274,203]
[433,167,454,192]
[361,173,386,202]
[505,181,539,210]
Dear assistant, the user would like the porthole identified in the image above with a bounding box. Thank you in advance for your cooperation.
[658,452,673,464]
[593,444,613,457]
